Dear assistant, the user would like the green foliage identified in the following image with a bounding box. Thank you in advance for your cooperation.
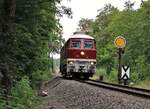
[0,0,72,108]
[0,0,70,88]
[78,0,150,83]
[132,56,150,82]
[95,67,107,77]
[108,68,118,82]
[95,67,117,83]
[78,18,94,33]
[10,76,41,109]
[0,77,42,109]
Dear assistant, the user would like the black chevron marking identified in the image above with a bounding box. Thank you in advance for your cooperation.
[122,66,129,72]
[122,73,129,79]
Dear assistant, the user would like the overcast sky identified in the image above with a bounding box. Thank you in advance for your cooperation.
[53,0,142,58]
[60,0,142,40]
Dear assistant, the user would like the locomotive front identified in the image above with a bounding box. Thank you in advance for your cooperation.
[60,32,96,78]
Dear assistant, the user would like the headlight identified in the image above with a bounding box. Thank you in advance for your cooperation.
[80,51,85,55]
[90,62,96,65]
[91,62,94,65]
[68,61,73,64]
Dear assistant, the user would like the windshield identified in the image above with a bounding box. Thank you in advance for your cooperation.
[71,40,81,48]
[84,40,93,48]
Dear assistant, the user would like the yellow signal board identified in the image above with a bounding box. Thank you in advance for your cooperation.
[114,36,126,48]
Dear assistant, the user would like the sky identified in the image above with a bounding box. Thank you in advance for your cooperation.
[60,0,142,40]
[54,0,142,58]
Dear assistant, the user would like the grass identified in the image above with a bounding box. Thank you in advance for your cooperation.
[92,68,150,89]
[131,81,150,89]
[91,67,118,83]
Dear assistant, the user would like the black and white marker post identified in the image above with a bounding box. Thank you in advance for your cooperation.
[121,65,130,85]
[114,36,126,84]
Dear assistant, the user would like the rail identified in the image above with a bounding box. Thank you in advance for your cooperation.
[76,79,150,99]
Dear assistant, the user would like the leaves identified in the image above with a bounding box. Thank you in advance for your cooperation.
[0,1,72,108]
[78,1,150,82]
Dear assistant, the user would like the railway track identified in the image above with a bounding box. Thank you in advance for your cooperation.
[76,79,150,99]
[42,75,150,99]
[42,76,150,109]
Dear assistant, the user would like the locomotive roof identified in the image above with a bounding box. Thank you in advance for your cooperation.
[69,34,94,40]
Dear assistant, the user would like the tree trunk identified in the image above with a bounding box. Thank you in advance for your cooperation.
[2,0,16,32]
[51,53,54,73]
[1,0,16,100]
[1,70,12,101]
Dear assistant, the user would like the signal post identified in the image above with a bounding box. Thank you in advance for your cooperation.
[114,36,126,84]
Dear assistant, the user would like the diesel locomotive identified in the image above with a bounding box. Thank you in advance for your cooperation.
[60,32,96,79]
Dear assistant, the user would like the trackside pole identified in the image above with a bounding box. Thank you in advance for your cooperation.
[124,79,128,85]
[118,48,122,84]
[114,36,126,84]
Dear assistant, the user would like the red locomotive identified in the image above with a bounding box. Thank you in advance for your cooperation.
[60,32,96,79]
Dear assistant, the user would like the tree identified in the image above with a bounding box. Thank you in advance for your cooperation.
[78,1,150,82]
[78,18,93,33]
[0,0,72,102]
[124,0,135,10]
[0,0,16,99]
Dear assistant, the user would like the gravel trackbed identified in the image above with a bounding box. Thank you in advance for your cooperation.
[41,78,150,109]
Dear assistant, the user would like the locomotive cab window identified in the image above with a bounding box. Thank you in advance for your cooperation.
[84,40,93,48]
[71,40,81,48]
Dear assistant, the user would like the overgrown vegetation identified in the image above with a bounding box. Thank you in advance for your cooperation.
[0,0,71,108]
[78,0,150,85]
[0,77,42,109]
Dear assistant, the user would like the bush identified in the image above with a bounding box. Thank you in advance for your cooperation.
[108,68,118,83]
[95,67,118,83]
[95,67,107,77]
[131,56,150,83]
[10,76,42,109]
